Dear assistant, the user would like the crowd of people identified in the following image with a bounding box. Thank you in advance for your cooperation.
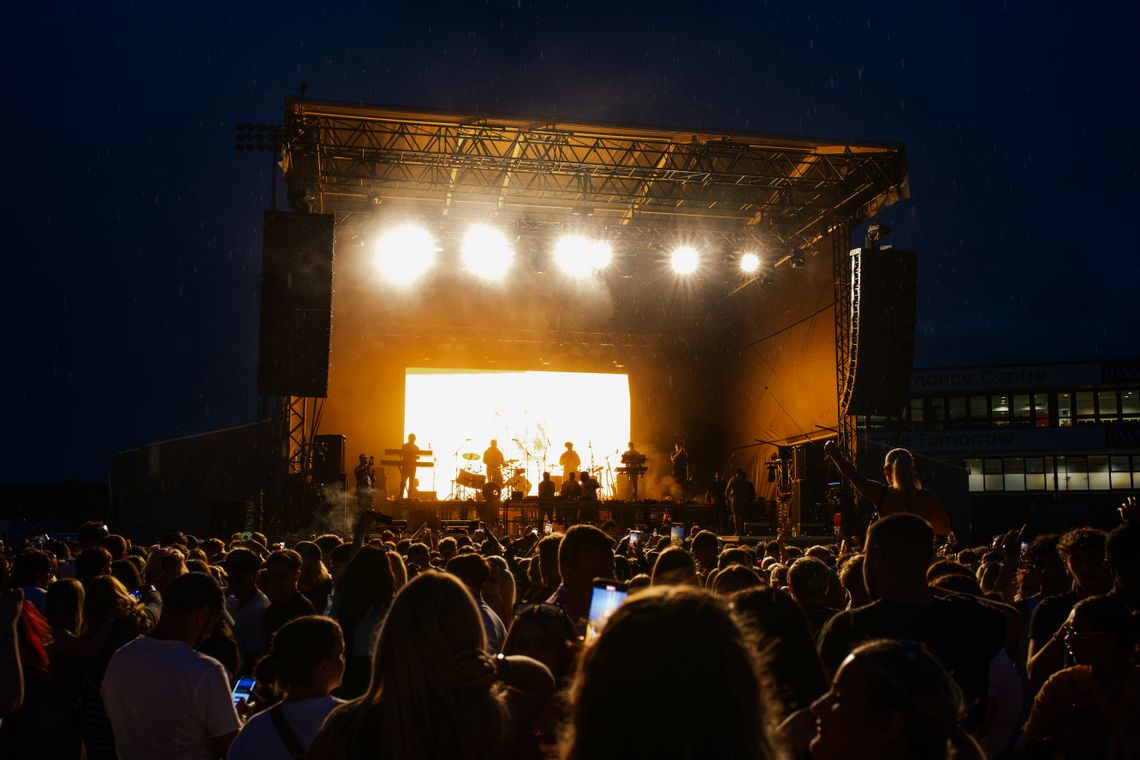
[1,489,1137,759]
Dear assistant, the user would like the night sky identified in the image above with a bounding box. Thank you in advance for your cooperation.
[5,2,1137,483]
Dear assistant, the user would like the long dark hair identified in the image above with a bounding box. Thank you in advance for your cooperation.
[731,586,829,717]
[559,585,783,760]
[334,546,395,634]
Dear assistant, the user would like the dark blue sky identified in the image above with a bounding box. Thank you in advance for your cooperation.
[4,1,1137,482]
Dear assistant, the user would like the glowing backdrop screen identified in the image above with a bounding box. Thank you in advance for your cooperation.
[404,369,630,496]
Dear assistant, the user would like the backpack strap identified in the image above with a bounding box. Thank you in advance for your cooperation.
[269,704,308,760]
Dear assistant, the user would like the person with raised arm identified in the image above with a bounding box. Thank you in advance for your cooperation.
[822,440,950,537]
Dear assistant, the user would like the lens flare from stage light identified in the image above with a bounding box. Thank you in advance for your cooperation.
[374,224,438,286]
[553,235,613,278]
[670,246,700,275]
[740,252,761,274]
[461,224,515,282]
[404,369,631,497]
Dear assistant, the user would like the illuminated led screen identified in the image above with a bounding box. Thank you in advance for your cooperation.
[404,369,631,496]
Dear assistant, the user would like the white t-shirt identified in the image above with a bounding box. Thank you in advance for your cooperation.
[226,696,342,760]
[102,637,241,760]
[227,591,270,657]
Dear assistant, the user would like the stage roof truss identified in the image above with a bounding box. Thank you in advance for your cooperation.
[282,100,908,250]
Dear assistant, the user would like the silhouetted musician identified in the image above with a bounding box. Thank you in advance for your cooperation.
[620,442,648,500]
[400,434,420,499]
[483,439,505,485]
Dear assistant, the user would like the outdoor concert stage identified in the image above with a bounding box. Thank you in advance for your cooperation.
[110,99,912,540]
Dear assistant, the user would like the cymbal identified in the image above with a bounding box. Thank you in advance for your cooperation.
[503,458,520,464]
[462,453,480,461]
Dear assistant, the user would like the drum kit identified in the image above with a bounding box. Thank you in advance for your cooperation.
[453,451,531,502]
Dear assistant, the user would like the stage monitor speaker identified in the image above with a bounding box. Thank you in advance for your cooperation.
[841,248,917,417]
[258,211,335,398]
[312,434,345,485]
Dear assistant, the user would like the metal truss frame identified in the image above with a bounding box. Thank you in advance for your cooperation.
[281,100,908,252]
[283,395,324,477]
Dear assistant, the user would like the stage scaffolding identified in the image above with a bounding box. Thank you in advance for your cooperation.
[272,99,908,525]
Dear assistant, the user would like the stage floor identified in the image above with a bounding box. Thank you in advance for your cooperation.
[381,498,712,532]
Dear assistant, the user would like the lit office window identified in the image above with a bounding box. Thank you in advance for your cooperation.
[949,397,967,426]
[970,395,989,421]
[1123,390,1140,422]
[1004,457,1026,491]
[1026,457,1048,491]
[1059,456,1089,491]
[1133,455,1140,488]
[910,397,925,424]
[1111,456,1133,489]
[1089,455,1110,490]
[1076,391,1096,425]
[1098,390,1119,423]
[1034,393,1051,427]
[965,458,984,492]
[991,395,1011,426]
[984,458,1004,491]
[931,397,947,425]
[1012,394,1031,425]
[1057,393,1072,427]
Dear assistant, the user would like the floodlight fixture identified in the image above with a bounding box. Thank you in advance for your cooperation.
[374,223,438,286]
[461,224,515,282]
[670,245,700,275]
[554,235,613,278]
[739,252,761,274]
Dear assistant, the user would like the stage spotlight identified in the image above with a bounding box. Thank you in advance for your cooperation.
[374,224,438,286]
[739,252,761,274]
[670,245,700,275]
[553,235,613,278]
[461,224,515,282]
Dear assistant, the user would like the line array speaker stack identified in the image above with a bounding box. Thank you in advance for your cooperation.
[258,212,335,398]
[840,248,917,417]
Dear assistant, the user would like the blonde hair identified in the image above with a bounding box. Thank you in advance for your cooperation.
[484,555,516,626]
[326,571,508,759]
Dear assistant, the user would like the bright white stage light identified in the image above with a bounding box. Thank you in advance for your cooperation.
[374,224,438,287]
[670,245,700,275]
[740,252,761,274]
[553,235,613,278]
[461,224,515,282]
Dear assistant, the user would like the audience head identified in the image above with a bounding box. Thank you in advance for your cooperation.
[46,578,85,633]
[77,520,110,549]
[1063,594,1134,668]
[557,525,614,601]
[263,549,303,603]
[883,448,921,491]
[159,572,226,645]
[560,586,781,760]
[731,586,829,716]
[265,615,345,696]
[1057,527,1110,595]
[838,554,868,607]
[143,545,186,593]
[12,549,53,589]
[100,534,128,561]
[810,640,983,760]
[83,574,141,629]
[691,530,719,570]
[504,603,578,682]
[336,546,396,623]
[788,557,832,605]
[650,547,698,587]
[1107,522,1140,601]
[446,553,489,596]
[864,514,935,599]
[76,546,113,585]
[712,564,764,595]
[344,571,508,759]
